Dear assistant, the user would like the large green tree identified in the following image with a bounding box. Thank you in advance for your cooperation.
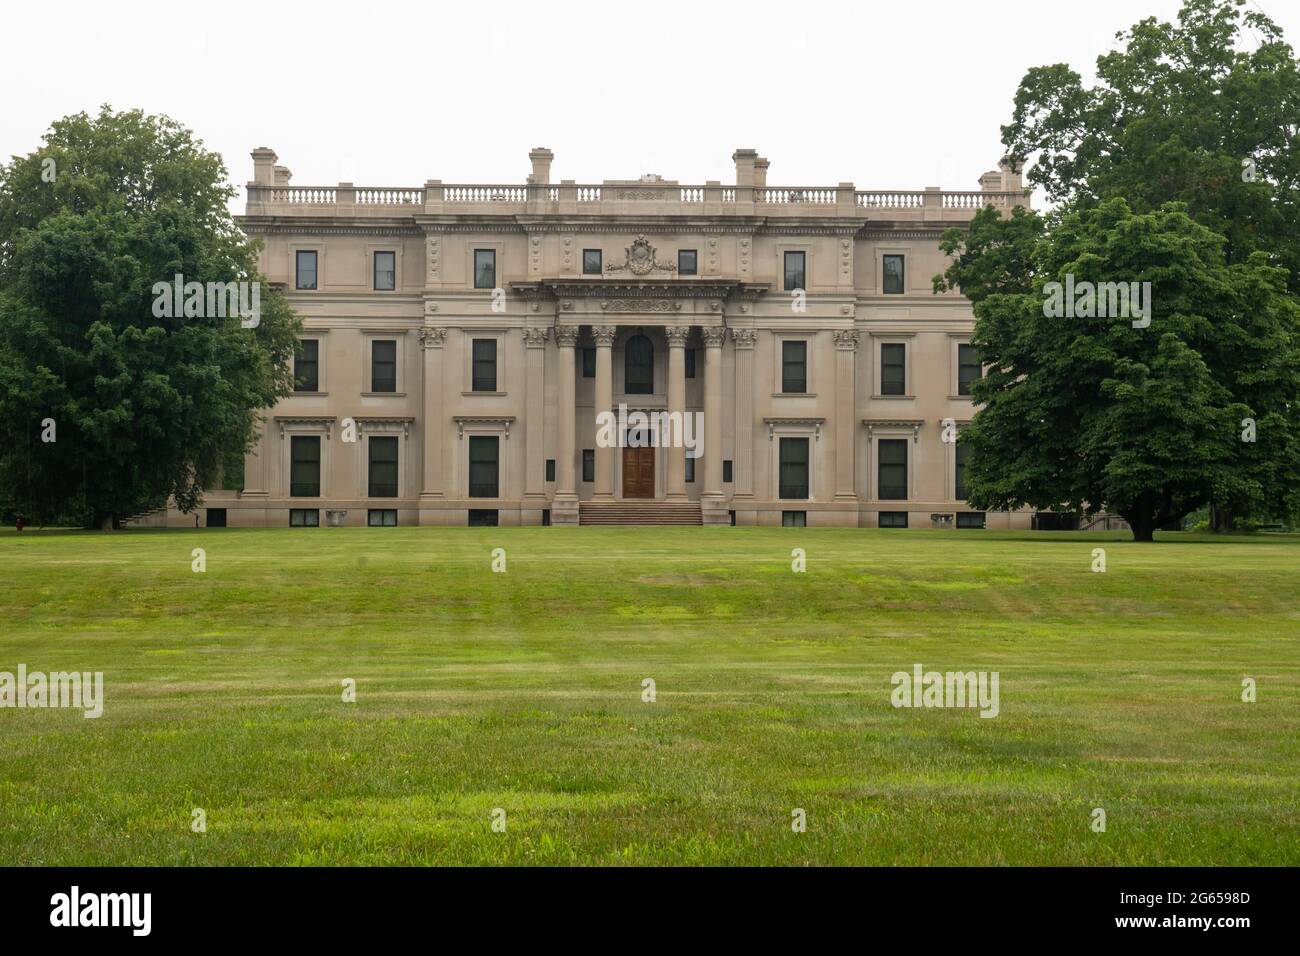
[937,198,1300,541]
[0,107,298,528]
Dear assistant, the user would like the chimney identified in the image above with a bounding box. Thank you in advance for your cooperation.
[732,148,758,187]
[528,147,554,185]
[251,147,278,186]
[978,169,1002,192]
[998,155,1023,191]
[754,157,770,188]
[272,165,293,186]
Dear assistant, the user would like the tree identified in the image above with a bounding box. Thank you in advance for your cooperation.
[999,0,1300,528]
[0,107,298,528]
[936,198,1300,542]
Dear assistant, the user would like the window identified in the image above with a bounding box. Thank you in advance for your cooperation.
[685,348,696,378]
[368,437,399,497]
[957,511,986,529]
[958,343,982,396]
[206,508,227,528]
[371,340,397,393]
[879,511,908,528]
[468,509,499,527]
[583,249,602,274]
[582,449,595,483]
[624,334,653,395]
[294,339,319,392]
[373,251,395,291]
[289,508,320,527]
[472,339,497,392]
[545,459,555,482]
[883,254,905,295]
[723,460,733,483]
[469,436,499,498]
[878,439,908,500]
[581,347,596,378]
[295,250,317,290]
[678,249,698,275]
[880,343,906,395]
[367,509,397,527]
[779,437,809,499]
[685,457,695,483]
[782,510,806,528]
[784,251,806,291]
[542,509,551,526]
[955,442,970,500]
[473,249,496,289]
[290,436,320,497]
[782,341,807,393]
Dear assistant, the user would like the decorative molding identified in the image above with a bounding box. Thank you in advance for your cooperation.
[423,300,440,315]
[453,416,516,440]
[664,326,691,348]
[600,299,682,312]
[553,325,581,348]
[522,327,550,348]
[591,325,618,347]
[763,417,826,441]
[701,326,728,348]
[833,329,859,351]
[353,416,415,440]
[418,326,447,349]
[864,418,924,442]
[426,235,440,282]
[275,416,336,440]
[731,328,758,349]
[604,235,677,275]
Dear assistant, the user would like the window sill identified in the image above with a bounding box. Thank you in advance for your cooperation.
[773,392,817,398]
[948,395,976,401]
[871,394,914,400]
[292,390,328,397]
[463,390,507,397]
[362,391,406,397]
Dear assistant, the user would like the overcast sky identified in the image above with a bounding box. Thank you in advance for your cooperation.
[4,0,1297,210]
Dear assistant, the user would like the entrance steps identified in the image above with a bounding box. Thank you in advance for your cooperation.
[578,500,703,526]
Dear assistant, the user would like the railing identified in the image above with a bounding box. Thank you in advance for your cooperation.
[355,187,424,205]
[269,186,337,204]
[444,184,528,203]
[757,186,836,204]
[856,191,924,208]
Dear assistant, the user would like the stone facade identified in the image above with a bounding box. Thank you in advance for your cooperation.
[186,146,1034,528]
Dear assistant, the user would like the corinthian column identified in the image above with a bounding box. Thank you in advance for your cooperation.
[592,325,617,500]
[833,329,858,501]
[701,325,727,519]
[552,325,580,523]
[418,325,448,508]
[731,328,757,500]
[523,327,549,502]
[665,325,690,500]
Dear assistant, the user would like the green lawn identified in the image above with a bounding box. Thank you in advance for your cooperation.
[0,526,1296,866]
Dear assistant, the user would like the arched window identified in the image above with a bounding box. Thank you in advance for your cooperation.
[624,334,654,395]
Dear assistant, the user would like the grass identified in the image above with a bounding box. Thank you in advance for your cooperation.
[0,525,1297,866]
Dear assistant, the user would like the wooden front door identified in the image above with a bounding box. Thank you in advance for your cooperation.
[622,445,655,498]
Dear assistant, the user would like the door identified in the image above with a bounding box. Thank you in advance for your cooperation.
[622,445,655,498]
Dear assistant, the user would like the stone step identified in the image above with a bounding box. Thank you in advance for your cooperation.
[579,501,703,526]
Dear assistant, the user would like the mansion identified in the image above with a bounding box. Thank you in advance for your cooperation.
[190,146,1035,528]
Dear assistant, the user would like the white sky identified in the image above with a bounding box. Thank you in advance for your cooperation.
[3,0,1297,210]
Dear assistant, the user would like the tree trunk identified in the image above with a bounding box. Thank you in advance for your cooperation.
[99,514,114,532]
[1122,493,1157,542]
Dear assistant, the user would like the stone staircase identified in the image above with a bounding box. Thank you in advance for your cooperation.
[579,500,703,526]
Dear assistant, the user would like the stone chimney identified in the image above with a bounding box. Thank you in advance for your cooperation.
[528,147,554,185]
[251,147,278,186]
[272,165,293,186]
[754,156,770,188]
[733,148,758,187]
[998,155,1023,191]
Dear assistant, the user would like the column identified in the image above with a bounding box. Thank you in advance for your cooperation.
[522,327,549,501]
[592,325,616,500]
[701,325,727,510]
[731,328,756,500]
[833,329,858,501]
[665,326,690,500]
[553,325,580,522]
[418,326,447,502]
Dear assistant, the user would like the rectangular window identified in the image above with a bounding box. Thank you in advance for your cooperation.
[290,436,321,497]
[581,347,596,378]
[473,249,496,290]
[206,508,227,528]
[295,250,317,290]
[685,348,696,378]
[472,339,497,392]
[685,457,695,483]
[784,251,806,291]
[289,508,320,527]
[545,459,555,482]
[542,509,551,527]
[373,251,396,291]
[582,449,595,483]
[883,254,905,295]
[782,340,807,393]
[880,343,906,396]
[879,511,908,528]
[779,437,809,499]
[367,509,397,527]
[878,438,908,500]
[957,511,986,529]
[368,436,399,497]
[723,460,733,483]
[469,436,499,498]
[678,249,698,275]
[371,340,397,393]
[294,339,319,392]
[958,343,982,396]
[782,510,806,528]
[955,441,970,500]
[468,509,499,527]
[582,249,602,275]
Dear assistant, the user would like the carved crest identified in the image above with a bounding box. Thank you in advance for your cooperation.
[605,235,677,276]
